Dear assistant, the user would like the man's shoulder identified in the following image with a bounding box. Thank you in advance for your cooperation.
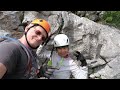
[0,40,19,49]
[0,39,24,60]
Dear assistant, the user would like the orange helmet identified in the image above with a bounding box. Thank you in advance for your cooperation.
[31,19,51,34]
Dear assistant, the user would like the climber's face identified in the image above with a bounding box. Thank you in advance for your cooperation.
[56,45,69,58]
[25,24,47,48]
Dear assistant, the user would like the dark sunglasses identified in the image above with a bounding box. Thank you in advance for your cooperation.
[34,29,46,41]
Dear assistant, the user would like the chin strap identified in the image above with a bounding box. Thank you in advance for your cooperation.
[24,24,41,49]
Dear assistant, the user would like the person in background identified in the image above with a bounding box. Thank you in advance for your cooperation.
[38,34,88,79]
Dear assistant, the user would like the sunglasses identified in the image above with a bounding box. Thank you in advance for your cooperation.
[34,29,46,41]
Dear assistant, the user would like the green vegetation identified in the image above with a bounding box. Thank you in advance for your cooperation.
[101,11,120,29]
[71,11,120,29]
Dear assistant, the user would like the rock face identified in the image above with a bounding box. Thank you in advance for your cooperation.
[71,11,105,22]
[1,11,120,79]
[0,11,24,31]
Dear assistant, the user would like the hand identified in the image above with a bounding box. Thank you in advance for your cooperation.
[37,65,46,78]
[38,65,56,79]
[73,51,87,67]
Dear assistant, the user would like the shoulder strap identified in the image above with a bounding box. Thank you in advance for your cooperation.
[0,38,7,42]
[0,36,13,42]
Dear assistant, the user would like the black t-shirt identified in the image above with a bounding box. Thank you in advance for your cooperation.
[0,40,37,79]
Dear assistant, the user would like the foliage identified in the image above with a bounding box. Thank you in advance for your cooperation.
[101,11,120,29]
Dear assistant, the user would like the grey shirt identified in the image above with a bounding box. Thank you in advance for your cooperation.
[0,39,37,79]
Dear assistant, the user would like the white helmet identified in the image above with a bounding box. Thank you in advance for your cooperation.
[54,34,69,47]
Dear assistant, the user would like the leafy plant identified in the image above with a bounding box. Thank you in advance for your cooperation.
[101,11,120,29]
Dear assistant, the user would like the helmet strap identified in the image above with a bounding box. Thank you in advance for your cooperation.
[24,24,40,49]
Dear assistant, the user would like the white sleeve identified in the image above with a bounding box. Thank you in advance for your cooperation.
[70,61,88,79]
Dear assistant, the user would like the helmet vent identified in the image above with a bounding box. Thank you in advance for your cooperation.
[67,39,68,43]
[40,19,43,22]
